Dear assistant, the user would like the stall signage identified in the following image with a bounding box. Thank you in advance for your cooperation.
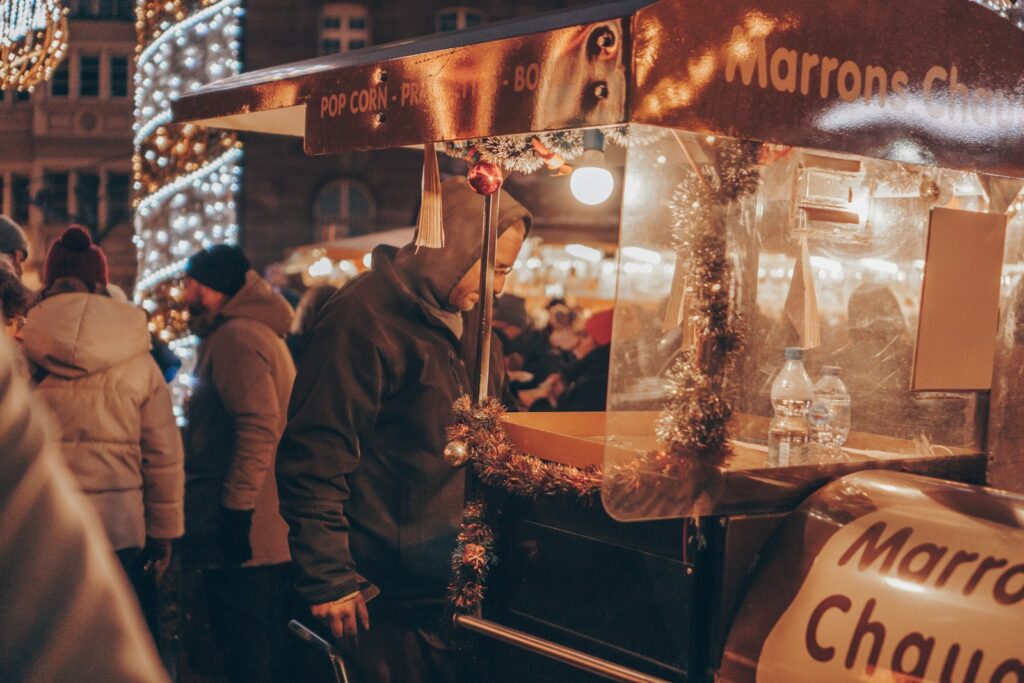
[754,507,1024,682]
[305,20,629,154]
[634,0,1024,177]
[722,28,1024,130]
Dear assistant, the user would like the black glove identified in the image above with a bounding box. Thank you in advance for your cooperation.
[141,536,174,583]
[218,507,254,565]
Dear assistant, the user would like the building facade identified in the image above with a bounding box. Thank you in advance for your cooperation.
[1,0,603,288]
[0,1,136,288]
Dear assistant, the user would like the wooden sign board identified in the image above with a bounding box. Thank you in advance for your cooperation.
[912,207,1007,391]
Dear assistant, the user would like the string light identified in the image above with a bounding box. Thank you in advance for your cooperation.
[133,0,244,419]
[971,0,1024,29]
[0,0,68,91]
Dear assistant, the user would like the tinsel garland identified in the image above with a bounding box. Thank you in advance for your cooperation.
[442,128,641,175]
[447,497,496,614]
[657,138,760,466]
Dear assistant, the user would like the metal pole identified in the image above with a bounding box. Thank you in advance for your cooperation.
[473,191,500,403]
[454,614,671,683]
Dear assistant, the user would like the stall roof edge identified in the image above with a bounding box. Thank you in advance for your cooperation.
[172,0,654,134]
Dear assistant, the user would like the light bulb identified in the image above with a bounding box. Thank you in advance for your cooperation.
[570,166,614,205]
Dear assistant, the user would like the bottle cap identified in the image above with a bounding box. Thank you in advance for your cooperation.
[822,365,841,376]
[784,347,804,361]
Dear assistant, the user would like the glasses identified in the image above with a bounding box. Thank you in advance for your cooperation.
[494,265,514,276]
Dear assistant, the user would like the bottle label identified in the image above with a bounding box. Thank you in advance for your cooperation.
[808,400,831,428]
[778,442,791,466]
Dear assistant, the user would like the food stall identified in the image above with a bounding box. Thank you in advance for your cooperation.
[173,0,1024,680]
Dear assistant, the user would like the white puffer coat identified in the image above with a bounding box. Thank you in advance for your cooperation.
[22,292,184,550]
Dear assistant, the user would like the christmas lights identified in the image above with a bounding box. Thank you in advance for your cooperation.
[0,0,69,91]
[133,0,244,418]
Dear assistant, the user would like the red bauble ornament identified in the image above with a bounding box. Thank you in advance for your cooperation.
[467,161,504,196]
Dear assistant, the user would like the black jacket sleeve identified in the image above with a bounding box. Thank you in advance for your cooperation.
[275,325,385,604]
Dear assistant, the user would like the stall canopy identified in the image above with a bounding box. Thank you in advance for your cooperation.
[175,0,1024,177]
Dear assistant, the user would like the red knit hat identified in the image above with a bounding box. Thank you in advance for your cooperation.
[44,226,109,290]
[585,308,614,346]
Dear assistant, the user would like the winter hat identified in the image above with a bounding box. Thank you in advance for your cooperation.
[44,226,108,290]
[0,215,28,257]
[185,244,250,297]
[585,308,614,346]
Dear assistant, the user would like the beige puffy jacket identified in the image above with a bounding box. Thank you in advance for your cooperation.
[22,292,184,551]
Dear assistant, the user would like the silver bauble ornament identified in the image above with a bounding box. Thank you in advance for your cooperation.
[443,440,470,467]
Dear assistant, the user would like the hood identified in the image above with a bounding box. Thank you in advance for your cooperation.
[22,293,151,379]
[218,270,294,337]
[391,176,532,325]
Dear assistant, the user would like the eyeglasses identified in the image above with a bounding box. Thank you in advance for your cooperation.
[495,265,514,276]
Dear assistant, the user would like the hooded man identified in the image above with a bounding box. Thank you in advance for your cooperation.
[181,244,297,681]
[276,176,531,682]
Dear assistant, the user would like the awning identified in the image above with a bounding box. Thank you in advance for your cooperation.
[173,0,651,149]
[174,0,1024,177]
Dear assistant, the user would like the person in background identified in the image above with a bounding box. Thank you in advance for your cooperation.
[0,215,29,279]
[518,308,614,412]
[181,244,297,682]
[0,331,169,682]
[286,283,337,362]
[277,176,531,682]
[21,226,185,663]
[0,268,30,342]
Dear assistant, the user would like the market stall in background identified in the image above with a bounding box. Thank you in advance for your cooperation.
[173,0,1024,680]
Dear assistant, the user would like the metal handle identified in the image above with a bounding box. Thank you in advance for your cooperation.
[454,614,671,683]
[287,619,350,683]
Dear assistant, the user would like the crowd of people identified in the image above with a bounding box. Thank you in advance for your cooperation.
[0,176,619,682]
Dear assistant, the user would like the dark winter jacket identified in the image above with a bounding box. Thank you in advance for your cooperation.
[277,176,531,605]
[185,270,296,567]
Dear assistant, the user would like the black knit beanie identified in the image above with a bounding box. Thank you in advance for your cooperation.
[185,244,250,296]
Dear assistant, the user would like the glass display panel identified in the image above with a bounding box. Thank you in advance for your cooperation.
[602,124,1013,521]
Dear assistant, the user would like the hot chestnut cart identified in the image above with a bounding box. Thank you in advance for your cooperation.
[175,0,1024,680]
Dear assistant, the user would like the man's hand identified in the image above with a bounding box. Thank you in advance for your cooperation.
[142,537,173,583]
[310,591,370,650]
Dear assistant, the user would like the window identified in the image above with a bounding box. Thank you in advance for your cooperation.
[42,172,69,221]
[313,179,375,242]
[11,176,30,224]
[79,55,100,97]
[436,7,483,32]
[69,0,132,19]
[106,172,131,229]
[320,4,370,55]
[110,55,129,97]
[75,173,100,230]
[51,59,69,97]
[15,90,30,103]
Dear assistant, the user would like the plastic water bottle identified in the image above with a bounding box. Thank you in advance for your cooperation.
[809,366,851,457]
[768,347,814,467]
